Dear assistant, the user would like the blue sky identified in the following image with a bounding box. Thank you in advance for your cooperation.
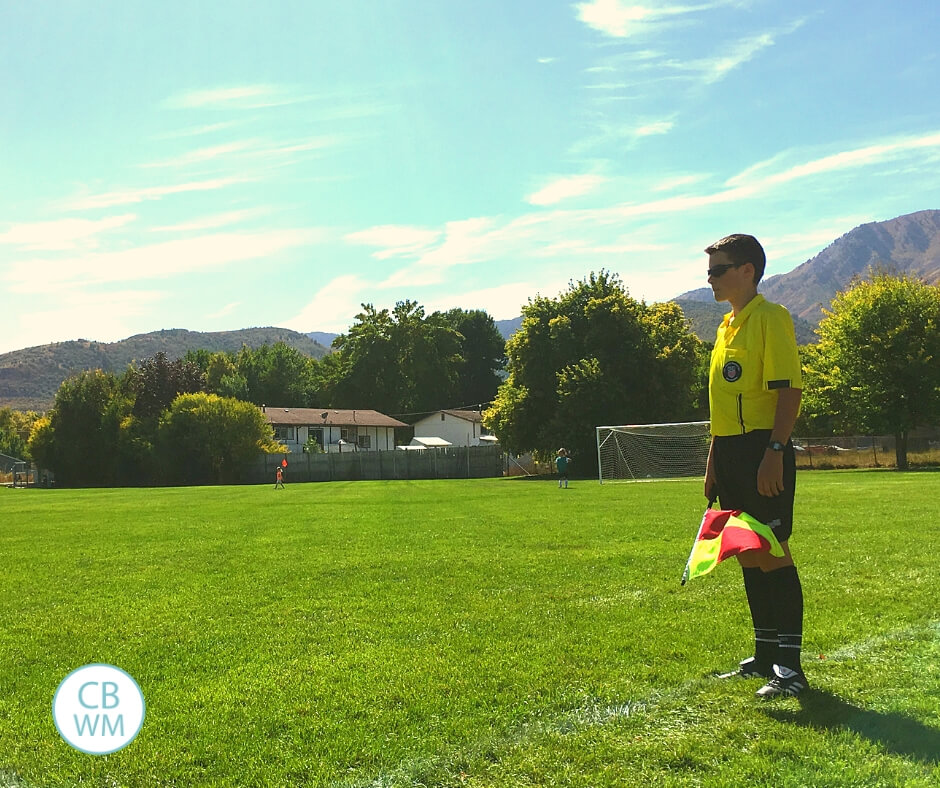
[2,0,939,354]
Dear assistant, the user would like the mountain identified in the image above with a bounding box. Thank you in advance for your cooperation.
[306,331,339,348]
[673,298,817,345]
[495,317,523,340]
[0,327,330,411]
[6,210,939,411]
[676,209,940,326]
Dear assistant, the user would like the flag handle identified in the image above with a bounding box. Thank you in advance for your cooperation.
[681,497,717,586]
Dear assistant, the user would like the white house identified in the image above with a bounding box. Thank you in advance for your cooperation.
[412,409,496,447]
[263,407,407,453]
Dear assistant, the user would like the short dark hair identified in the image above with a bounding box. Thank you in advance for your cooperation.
[704,234,766,284]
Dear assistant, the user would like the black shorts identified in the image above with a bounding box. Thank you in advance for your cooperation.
[712,429,796,542]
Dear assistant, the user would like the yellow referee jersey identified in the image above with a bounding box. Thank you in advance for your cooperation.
[709,295,802,436]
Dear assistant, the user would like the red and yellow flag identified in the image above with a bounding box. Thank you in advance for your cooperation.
[684,509,783,582]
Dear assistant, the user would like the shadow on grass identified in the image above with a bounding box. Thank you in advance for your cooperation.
[763,688,940,765]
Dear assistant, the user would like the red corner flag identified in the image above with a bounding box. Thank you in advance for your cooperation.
[281,459,288,467]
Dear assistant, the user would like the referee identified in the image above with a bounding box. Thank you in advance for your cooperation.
[702,234,808,699]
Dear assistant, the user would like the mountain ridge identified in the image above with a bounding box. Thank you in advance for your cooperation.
[4,210,939,411]
[0,327,329,412]
[676,209,940,324]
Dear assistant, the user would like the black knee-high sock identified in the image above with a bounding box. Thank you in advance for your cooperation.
[766,565,804,672]
[742,567,777,667]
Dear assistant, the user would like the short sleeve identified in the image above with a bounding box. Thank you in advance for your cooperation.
[762,306,802,390]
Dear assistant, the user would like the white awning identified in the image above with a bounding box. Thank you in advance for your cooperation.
[409,436,452,448]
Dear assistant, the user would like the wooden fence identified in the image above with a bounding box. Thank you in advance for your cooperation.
[247,445,504,484]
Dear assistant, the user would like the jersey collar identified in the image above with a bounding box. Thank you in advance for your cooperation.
[724,293,766,329]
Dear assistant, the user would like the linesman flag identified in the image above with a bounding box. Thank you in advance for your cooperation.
[681,504,784,585]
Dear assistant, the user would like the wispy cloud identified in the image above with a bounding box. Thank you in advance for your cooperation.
[207,301,242,320]
[634,119,675,136]
[0,214,136,251]
[62,176,252,211]
[727,130,940,189]
[142,136,342,171]
[575,0,732,39]
[4,229,323,292]
[150,209,270,234]
[652,173,709,192]
[283,274,372,333]
[157,121,243,140]
[1,289,166,352]
[692,32,777,83]
[141,141,257,169]
[163,84,311,111]
[526,174,607,206]
[344,225,441,260]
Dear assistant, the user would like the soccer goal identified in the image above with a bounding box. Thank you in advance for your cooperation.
[596,421,711,483]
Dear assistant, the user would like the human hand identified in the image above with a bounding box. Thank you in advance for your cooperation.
[704,467,718,502]
[757,450,784,497]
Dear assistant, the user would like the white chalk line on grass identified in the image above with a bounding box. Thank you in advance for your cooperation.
[342,616,940,788]
[4,621,936,788]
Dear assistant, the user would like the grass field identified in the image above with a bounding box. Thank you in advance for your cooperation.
[1,472,938,787]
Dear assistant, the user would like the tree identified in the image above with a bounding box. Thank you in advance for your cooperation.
[800,271,940,469]
[27,370,128,486]
[325,300,462,414]
[156,393,283,485]
[235,343,318,408]
[205,352,250,401]
[484,272,703,472]
[125,352,206,424]
[0,408,40,460]
[443,308,506,408]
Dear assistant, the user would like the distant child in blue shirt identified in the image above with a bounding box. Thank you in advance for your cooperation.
[555,448,570,488]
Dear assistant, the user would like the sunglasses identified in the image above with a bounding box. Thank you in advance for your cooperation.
[707,262,742,278]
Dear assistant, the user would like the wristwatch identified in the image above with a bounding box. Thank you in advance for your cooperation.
[767,440,786,452]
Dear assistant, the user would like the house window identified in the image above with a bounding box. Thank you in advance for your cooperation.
[341,426,358,442]
[308,428,324,447]
[273,426,296,442]
[358,434,371,449]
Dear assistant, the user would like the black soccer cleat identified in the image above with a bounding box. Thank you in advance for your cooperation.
[717,656,773,680]
[756,665,808,698]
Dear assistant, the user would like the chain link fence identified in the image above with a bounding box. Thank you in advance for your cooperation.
[792,435,940,469]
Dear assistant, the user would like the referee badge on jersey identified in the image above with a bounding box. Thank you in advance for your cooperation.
[722,360,743,382]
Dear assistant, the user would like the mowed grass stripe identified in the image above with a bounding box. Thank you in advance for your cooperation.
[0,472,938,786]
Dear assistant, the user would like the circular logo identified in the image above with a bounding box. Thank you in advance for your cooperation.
[52,664,145,754]
[722,360,743,382]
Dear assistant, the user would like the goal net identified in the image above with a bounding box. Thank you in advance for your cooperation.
[596,421,711,483]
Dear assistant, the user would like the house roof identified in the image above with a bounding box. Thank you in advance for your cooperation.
[263,407,407,428]
[415,409,484,424]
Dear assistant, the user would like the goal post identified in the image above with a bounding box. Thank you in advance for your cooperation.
[596,421,711,483]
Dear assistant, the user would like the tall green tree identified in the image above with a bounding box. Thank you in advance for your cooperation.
[484,272,703,472]
[156,393,283,484]
[27,370,129,486]
[443,308,506,408]
[800,271,940,469]
[125,352,206,424]
[326,301,462,414]
[235,343,318,407]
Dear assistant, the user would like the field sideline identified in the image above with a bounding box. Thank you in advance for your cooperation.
[1,472,938,787]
